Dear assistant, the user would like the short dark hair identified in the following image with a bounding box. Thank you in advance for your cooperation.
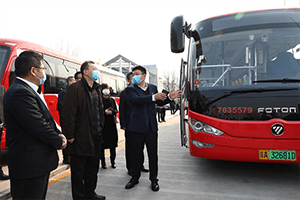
[80,61,95,73]
[126,72,132,81]
[67,76,74,84]
[132,65,146,75]
[100,83,109,89]
[74,71,82,80]
[15,51,43,77]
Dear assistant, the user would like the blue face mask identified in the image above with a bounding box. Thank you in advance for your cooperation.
[40,71,47,85]
[90,71,99,81]
[132,75,142,85]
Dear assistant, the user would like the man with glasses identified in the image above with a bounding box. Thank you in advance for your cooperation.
[4,51,67,200]
[62,61,106,200]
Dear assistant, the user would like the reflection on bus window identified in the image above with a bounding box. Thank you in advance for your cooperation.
[191,26,300,90]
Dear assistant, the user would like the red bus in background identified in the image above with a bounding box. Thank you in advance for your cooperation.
[171,8,300,164]
[0,38,126,149]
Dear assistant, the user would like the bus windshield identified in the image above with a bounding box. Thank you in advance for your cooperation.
[0,45,11,82]
[190,24,300,90]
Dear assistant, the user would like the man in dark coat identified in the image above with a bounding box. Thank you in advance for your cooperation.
[170,101,175,114]
[119,72,149,175]
[124,66,180,192]
[62,61,106,200]
[4,51,67,200]
[57,76,75,164]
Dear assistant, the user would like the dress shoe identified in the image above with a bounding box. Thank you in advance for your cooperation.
[0,173,9,180]
[88,194,106,200]
[151,181,159,192]
[141,167,149,172]
[101,165,107,169]
[125,179,139,189]
[111,163,116,169]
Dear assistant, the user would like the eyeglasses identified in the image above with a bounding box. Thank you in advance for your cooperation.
[34,66,47,70]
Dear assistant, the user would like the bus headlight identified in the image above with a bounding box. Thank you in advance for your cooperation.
[188,117,224,136]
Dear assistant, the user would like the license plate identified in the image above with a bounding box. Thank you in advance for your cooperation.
[259,150,296,161]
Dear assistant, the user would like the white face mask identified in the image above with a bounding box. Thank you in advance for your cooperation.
[102,89,110,95]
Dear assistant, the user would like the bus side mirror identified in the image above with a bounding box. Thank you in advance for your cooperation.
[170,15,185,53]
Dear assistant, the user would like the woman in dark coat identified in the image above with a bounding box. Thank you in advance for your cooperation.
[100,83,118,169]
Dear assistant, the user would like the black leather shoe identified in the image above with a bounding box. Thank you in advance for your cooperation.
[111,163,116,169]
[89,194,106,200]
[0,173,9,180]
[125,179,139,189]
[151,181,159,192]
[141,167,149,172]
[101,162,107,169]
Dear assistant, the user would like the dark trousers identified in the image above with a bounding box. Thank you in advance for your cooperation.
[131,128,158,182]
[125,130,145,173]
[125,130,131,172]
[11,173,50,200]
[70,135,102,199]
[156,109,161,122]
[171,107,175,114]
[100,147,116,165]
[160,108,166,121]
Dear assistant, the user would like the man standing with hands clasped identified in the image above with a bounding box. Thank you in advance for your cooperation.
[125,66,180,192]
[62,61,106,200]
[4,51,67,200]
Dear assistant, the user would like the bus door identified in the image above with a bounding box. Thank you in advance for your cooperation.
[179,58,189,147]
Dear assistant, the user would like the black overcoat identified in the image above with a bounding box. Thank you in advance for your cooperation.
[61,78,105,156]
[102,97,118,149]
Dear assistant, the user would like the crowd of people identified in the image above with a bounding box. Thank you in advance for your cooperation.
[2,51,180,200]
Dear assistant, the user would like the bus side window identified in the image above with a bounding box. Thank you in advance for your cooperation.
[9,60,16,86]
[43,55,69,94]
[65,61,80,76]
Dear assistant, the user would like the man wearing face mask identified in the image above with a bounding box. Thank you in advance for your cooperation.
[119,72,149,175]
[125,66,181,192]
[3,51,67,200]
[61,61,106,200]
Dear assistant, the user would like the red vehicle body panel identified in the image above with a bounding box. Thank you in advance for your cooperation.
[188,110,300,164]
[0,39,82,149]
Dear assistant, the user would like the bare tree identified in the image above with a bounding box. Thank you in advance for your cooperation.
[51,38,84,59]
[162,69,179,92]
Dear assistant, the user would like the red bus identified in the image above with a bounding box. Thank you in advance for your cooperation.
[0,38,126,149]
[170,8,300,163]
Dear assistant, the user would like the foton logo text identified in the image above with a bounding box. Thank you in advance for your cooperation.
[258,107,297,114]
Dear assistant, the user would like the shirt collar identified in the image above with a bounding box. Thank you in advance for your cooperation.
[137,83,148,91]
[17,77,39,94]
[82,77,98,92]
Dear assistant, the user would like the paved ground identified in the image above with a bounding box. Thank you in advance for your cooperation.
[4,109,299,200]
[2,110,179,200]
[45,113,181,200]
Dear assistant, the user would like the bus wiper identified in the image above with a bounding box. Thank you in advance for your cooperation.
[206,87,299,106]
[252,78,300,83]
